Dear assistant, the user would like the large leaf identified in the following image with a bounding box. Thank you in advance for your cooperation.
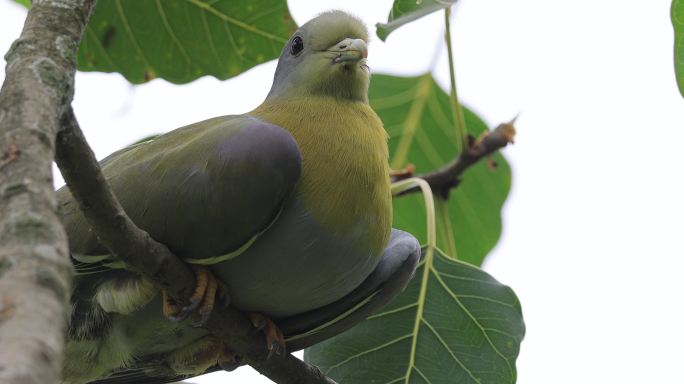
[371,74,511,267]
[77,0,297,84]
[673,0,684,97]
[305,247,525,384]
[376,0,457,41]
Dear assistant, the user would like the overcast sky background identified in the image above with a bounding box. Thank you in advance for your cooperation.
[2,0,684,383]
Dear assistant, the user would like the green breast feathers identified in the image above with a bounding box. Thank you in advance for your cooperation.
[252,97,392,257]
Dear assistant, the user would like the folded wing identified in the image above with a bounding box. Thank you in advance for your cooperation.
[58,115,302,264]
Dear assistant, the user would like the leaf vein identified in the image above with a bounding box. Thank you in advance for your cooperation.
[421,318,481,383]
[367,302,419,320]
[84,26,115,68]
[436,271,499,285]
[455,294,516,308]
[198,5,227,70]
[391,75,432,169]
[222,22,248,63]
[114,0,153,73]
[155,0,192,66]
[383,376,407,384]
[323,333,414,373]
[186,0,287,43]
[413,366,432,383]
[430,267,515,380]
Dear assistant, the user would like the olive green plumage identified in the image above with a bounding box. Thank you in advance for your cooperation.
[59,10,414,384]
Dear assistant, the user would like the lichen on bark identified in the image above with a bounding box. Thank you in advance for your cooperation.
[0,1,96,383]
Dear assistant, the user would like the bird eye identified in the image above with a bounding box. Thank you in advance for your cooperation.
[290,36,304,56]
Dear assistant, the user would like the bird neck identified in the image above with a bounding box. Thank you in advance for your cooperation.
[266,63,370,103]
[251,97,392,254]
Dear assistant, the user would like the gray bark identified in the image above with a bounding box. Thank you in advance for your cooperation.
[0,1,96,383]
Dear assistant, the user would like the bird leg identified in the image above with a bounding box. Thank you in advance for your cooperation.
[162,265,227,325]
[248,312,286,358]
[162,268,284,358]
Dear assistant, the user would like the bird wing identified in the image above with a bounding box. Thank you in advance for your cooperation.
[58,115,302,268]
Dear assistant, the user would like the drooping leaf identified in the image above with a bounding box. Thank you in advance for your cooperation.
[371,74,511,267]
[305,247,525,384]
[673,0,684,97]
[77,0,297,84]
[376,0,457,41]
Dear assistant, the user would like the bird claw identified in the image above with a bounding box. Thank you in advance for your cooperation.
[168,298,201,323]
[166,311,190,323]
[267,340,284,360]
[162,266,227,326]
[248,313,286,358]
[190,313,210,328]
[163,270,284,363]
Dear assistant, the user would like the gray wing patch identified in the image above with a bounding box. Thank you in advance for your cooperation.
[58,115,302,265]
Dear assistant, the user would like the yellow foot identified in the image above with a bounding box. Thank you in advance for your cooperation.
[162,265,228,325]
[248,313,286,358]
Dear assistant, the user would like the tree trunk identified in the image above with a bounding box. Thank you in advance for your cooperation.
[0,1,96,383]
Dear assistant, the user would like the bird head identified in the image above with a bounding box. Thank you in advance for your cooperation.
[266,10,370,103]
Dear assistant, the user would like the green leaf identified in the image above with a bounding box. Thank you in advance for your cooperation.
[371,74,511,267]
[77,0,297,84]
[305,247,525,384]
[673,0,684,97]
[376,0,457,41]
[12,0,30,8]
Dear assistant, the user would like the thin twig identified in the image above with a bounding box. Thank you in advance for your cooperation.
[55,108,336,384]
[393,118,517,199]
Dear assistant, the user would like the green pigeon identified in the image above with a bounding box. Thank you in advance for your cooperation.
[58,10,420,384]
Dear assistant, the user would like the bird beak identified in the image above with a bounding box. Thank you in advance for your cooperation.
[328,38,368,64]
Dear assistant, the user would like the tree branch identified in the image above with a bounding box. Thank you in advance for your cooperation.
[0,1,96,383]
[56,108,197,302]
[56,109,337,384]
[393,118,516,198]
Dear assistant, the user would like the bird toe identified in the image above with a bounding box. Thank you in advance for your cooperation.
[163,265,225,324]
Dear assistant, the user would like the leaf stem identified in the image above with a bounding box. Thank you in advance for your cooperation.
[391,178,436,251]
[444,7,468,152]
[435,197,458,260]
[391,177,435,384]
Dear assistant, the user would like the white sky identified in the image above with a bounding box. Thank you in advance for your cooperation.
[2,0,684,383]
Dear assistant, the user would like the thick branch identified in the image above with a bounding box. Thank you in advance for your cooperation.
[393,119,516,198]
[0,1,96,383]
[56,108,196,301]
[55,109,336,384]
